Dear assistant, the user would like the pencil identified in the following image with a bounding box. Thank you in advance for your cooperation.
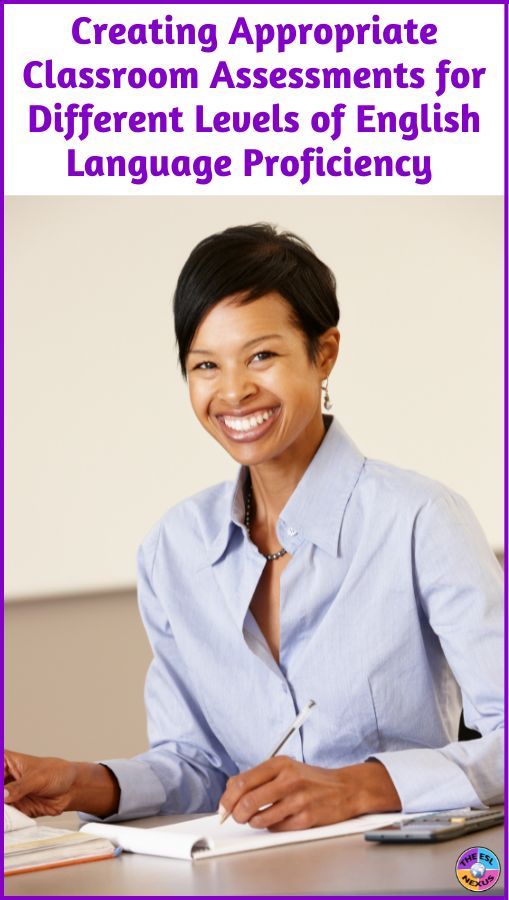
[219,699,317,825]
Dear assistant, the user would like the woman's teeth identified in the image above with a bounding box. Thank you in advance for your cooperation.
[223,408,276,432]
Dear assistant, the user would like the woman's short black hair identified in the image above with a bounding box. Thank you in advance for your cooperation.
[173,223,340,375]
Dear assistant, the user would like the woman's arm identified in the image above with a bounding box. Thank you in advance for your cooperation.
[4,750,120,818]
[77,536,238,823]
[369,490,503,813]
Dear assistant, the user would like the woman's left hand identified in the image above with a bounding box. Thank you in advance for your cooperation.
[218,757,401,831]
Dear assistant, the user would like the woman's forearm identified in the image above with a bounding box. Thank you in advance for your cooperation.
[72,762,121,818]
[4,750,121,820]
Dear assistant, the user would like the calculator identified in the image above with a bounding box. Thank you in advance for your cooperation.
[364,807,504,842]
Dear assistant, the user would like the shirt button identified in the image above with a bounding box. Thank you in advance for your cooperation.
[287,527,297,536]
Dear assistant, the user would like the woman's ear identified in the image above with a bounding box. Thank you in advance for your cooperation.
[317,328,340,378]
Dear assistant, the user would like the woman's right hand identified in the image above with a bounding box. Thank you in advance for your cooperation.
[4,750,78,817]
[4,750,120,819]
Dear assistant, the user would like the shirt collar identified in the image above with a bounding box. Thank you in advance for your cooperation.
[207,418,365,564]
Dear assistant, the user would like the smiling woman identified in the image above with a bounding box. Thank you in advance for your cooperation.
[4,224,503,833]
[186,295,338,463]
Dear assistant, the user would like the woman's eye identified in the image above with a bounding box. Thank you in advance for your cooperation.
[194,361,217,370]
[251,351,276,363]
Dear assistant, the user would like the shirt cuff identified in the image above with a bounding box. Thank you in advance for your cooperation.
[78,758,167,823]
[370,749,486,813]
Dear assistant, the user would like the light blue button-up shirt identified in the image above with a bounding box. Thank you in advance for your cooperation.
[97,419,503,820]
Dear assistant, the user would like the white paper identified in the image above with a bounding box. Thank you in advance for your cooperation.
[82,810,418,860]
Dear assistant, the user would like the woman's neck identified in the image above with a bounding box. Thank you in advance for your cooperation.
[248,414,328,527]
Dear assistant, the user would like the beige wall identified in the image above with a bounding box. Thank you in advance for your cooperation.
[5,196,504,759]
[5,590,152,760]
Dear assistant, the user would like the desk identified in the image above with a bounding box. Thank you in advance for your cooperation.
[4,812,505,896]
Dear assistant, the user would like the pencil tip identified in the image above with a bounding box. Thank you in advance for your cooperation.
[217,804,229,825]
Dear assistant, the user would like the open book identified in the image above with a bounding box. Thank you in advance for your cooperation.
[82,810,415,861]
[4,805,120,876]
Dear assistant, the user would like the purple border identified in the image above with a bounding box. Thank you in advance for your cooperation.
[2,1,506,4]
[2,2,508,900]
[502,0,509,898]
[1,0,5,896]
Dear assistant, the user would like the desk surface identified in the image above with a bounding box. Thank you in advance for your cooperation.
[4,812,505,896]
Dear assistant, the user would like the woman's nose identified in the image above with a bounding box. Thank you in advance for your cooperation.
[217,368,255,405]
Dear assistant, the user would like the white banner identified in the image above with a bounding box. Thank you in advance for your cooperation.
[5,3,505,195]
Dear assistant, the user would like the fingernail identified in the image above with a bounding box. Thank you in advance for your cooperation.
[4,787,10,800]
[217,804,226,817]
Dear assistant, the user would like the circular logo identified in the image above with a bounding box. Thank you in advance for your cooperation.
[456,847,501,892]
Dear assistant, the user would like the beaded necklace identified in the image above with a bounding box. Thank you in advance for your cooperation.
[245,483,287,562]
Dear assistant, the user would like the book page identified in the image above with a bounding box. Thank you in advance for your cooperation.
[5,827,98,855]
[5,836,119,875]
[4,804,34,832]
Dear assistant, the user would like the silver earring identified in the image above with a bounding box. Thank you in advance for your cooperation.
[322,378,333,411]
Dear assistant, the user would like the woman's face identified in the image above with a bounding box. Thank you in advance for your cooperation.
[186,293,339,468]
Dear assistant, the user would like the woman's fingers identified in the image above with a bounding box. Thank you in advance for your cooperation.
[4,751,23,784]
[267,811,317,832]
[221,757,323,828]
[220,756,293,820]
[3,751,75,817]
[228,774,291,824]
[4,751,30,798]
[248,794,311,829]
[4,768,43,805]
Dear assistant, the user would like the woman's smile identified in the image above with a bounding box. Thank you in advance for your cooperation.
[215,405,281,442]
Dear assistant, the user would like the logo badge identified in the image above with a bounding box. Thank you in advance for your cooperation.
[456,847,501,892]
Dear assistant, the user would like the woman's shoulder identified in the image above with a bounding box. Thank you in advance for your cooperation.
[362,456,443,495]
[139,479,236,564]
[359,455,467,517]
[326,420,460,515]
